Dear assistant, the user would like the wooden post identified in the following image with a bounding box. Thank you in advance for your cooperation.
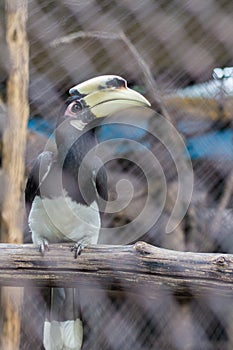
[1,1,29,349]
[2,0,29,239]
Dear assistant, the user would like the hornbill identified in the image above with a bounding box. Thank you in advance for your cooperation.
[25,75,151,350]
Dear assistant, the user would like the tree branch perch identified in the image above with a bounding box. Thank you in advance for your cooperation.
[0,241,233,297]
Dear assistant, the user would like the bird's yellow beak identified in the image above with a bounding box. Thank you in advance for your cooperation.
[69,75,151,118]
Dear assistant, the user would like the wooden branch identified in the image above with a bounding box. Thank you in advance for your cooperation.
[0,241,233,297]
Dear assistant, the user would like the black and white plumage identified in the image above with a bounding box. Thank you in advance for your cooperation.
[25,75,151,350]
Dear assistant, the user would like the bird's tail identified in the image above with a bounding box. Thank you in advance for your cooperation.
[43,288,83,350]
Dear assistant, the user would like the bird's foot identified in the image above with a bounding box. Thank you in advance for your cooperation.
[71,243,84,259]
[39,239,49,256]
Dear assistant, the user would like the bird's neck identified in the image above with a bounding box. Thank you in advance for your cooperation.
[57,129,97,169]
[56,129,99,204]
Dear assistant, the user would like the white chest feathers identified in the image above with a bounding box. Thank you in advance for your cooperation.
[29,194,101,245]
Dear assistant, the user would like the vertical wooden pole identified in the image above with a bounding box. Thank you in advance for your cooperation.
[2,0,29,239]
[1,1,29,349]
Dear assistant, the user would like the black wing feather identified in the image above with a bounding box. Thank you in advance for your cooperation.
[95,164,108,217]
[25,151,54,212]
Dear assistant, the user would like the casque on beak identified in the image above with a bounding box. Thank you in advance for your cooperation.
[69,75,151,119]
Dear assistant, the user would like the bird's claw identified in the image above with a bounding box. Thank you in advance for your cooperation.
[71,243,84,259]
[39,239,49,256]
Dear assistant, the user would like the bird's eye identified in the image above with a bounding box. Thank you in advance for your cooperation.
[70,101,82,113]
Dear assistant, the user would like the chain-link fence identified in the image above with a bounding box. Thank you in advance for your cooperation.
[1,0,233,349]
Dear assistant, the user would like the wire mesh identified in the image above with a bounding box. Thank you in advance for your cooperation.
[1,0,233,349]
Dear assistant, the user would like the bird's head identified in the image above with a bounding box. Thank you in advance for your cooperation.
[59,75,151,132]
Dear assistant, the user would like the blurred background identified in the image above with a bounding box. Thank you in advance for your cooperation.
[1,0,233,349]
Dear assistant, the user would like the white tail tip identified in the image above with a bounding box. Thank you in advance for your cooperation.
[43,318,83,350]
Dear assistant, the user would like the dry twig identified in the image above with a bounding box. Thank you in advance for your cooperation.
[50,30,172,122]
